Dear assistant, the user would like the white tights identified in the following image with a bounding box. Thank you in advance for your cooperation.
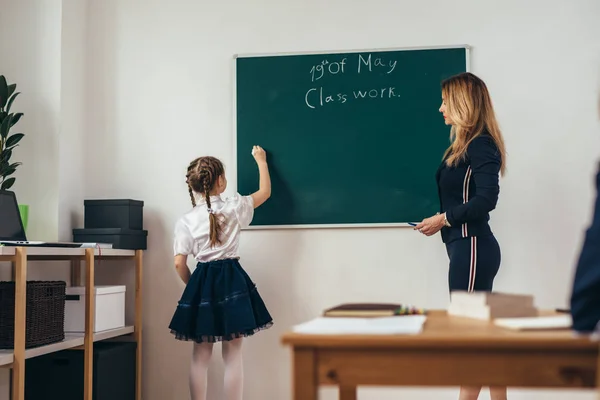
[189,338,244,400]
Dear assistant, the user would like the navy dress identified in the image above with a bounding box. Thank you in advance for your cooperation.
[436,133,502,292]
[168,193,273,343]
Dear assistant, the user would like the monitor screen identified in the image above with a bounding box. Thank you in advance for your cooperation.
[0,191,26,241]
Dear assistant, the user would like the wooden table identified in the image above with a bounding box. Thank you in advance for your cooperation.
[281,311,599,400]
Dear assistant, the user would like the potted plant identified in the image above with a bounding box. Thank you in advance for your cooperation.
[0,75,28,230]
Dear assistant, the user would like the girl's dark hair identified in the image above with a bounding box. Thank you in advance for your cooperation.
[186,156,225,247]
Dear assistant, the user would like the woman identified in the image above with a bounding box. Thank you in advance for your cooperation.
[414,72,507,400]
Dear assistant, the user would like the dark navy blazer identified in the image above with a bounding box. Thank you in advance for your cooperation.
[436,133,502,244]
[570,164,600,332]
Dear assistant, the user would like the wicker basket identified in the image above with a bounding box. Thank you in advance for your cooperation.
[0,281,66,349]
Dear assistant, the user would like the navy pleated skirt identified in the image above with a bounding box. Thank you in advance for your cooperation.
[169,258,273,343]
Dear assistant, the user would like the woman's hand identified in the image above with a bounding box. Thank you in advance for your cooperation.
[414,213,446,236]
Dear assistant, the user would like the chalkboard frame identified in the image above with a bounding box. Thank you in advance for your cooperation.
[232,44,471,230]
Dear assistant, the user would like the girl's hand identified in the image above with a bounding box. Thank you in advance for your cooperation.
[252,145,267,164]
[414,213,445,236]
[250,145,271,208]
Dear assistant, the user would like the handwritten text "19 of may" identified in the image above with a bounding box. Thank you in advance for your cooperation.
[309,53,398,81]
[305,53,400,109]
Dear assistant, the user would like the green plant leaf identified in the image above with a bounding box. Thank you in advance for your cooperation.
[0,161,9,176]
[3,167,16,177]
[0,76,7,109]
[0,148,12,163]
[3,162,19,176]
[7,84,16,99]
[6,92,20,114]
[1,177,15,190]
[0,114,12,139]
[10,112,23,127]
[6,133,24,148]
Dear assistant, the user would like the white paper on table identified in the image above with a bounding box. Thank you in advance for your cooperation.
[292,315,427,335]
[493,315,572,330]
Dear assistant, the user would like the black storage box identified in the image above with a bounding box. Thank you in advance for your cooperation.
[84,199,144,230]
[25,341,136,400]
[73,228,148,250]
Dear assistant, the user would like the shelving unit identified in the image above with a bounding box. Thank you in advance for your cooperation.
[0,246,143,400]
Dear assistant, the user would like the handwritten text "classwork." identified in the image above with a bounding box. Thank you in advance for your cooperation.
[305,86,400,109]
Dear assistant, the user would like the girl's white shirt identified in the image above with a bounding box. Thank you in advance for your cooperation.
[174,193,254,262]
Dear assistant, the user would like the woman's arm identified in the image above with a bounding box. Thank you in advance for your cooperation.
[250,145,271,208]
[415,136,500,236]
[445,136,501,226]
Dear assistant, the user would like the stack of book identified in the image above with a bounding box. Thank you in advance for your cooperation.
[448,291,538,320]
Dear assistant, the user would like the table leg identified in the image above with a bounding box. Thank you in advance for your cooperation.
[596,343,600,400]
[84,249,95,400]
[12,248,26,400]
[339,386,357,400]
[134,250,143,400]
[293,348,318,400]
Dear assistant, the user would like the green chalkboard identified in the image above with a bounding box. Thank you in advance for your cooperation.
[235,46,469,228]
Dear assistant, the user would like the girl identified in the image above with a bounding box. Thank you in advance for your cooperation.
[414,72,507,400]
[169,146,273,400]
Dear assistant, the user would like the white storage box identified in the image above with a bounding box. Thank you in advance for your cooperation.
[64,285,126,333]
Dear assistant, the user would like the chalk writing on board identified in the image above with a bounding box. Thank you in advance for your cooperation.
[353,88,398,99]
[305,87,400,109]
[310,58,347,82]
[357,54,397,74]
[309,53,398,82]
[305,53,401,109]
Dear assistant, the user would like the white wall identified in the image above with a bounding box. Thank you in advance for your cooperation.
[0,0,61,241]
[0,1,63,397]
[58,0,88,240]
[2,0,600,399]
[0,1,86,398]
[81,1,600,399]
[0,0,85,242]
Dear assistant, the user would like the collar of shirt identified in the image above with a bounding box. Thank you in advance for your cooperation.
[195,195,223,205]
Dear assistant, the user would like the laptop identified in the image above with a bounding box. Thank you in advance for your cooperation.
[0,190,97,248]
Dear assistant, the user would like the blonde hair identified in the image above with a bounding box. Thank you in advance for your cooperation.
[442,72,506,176]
